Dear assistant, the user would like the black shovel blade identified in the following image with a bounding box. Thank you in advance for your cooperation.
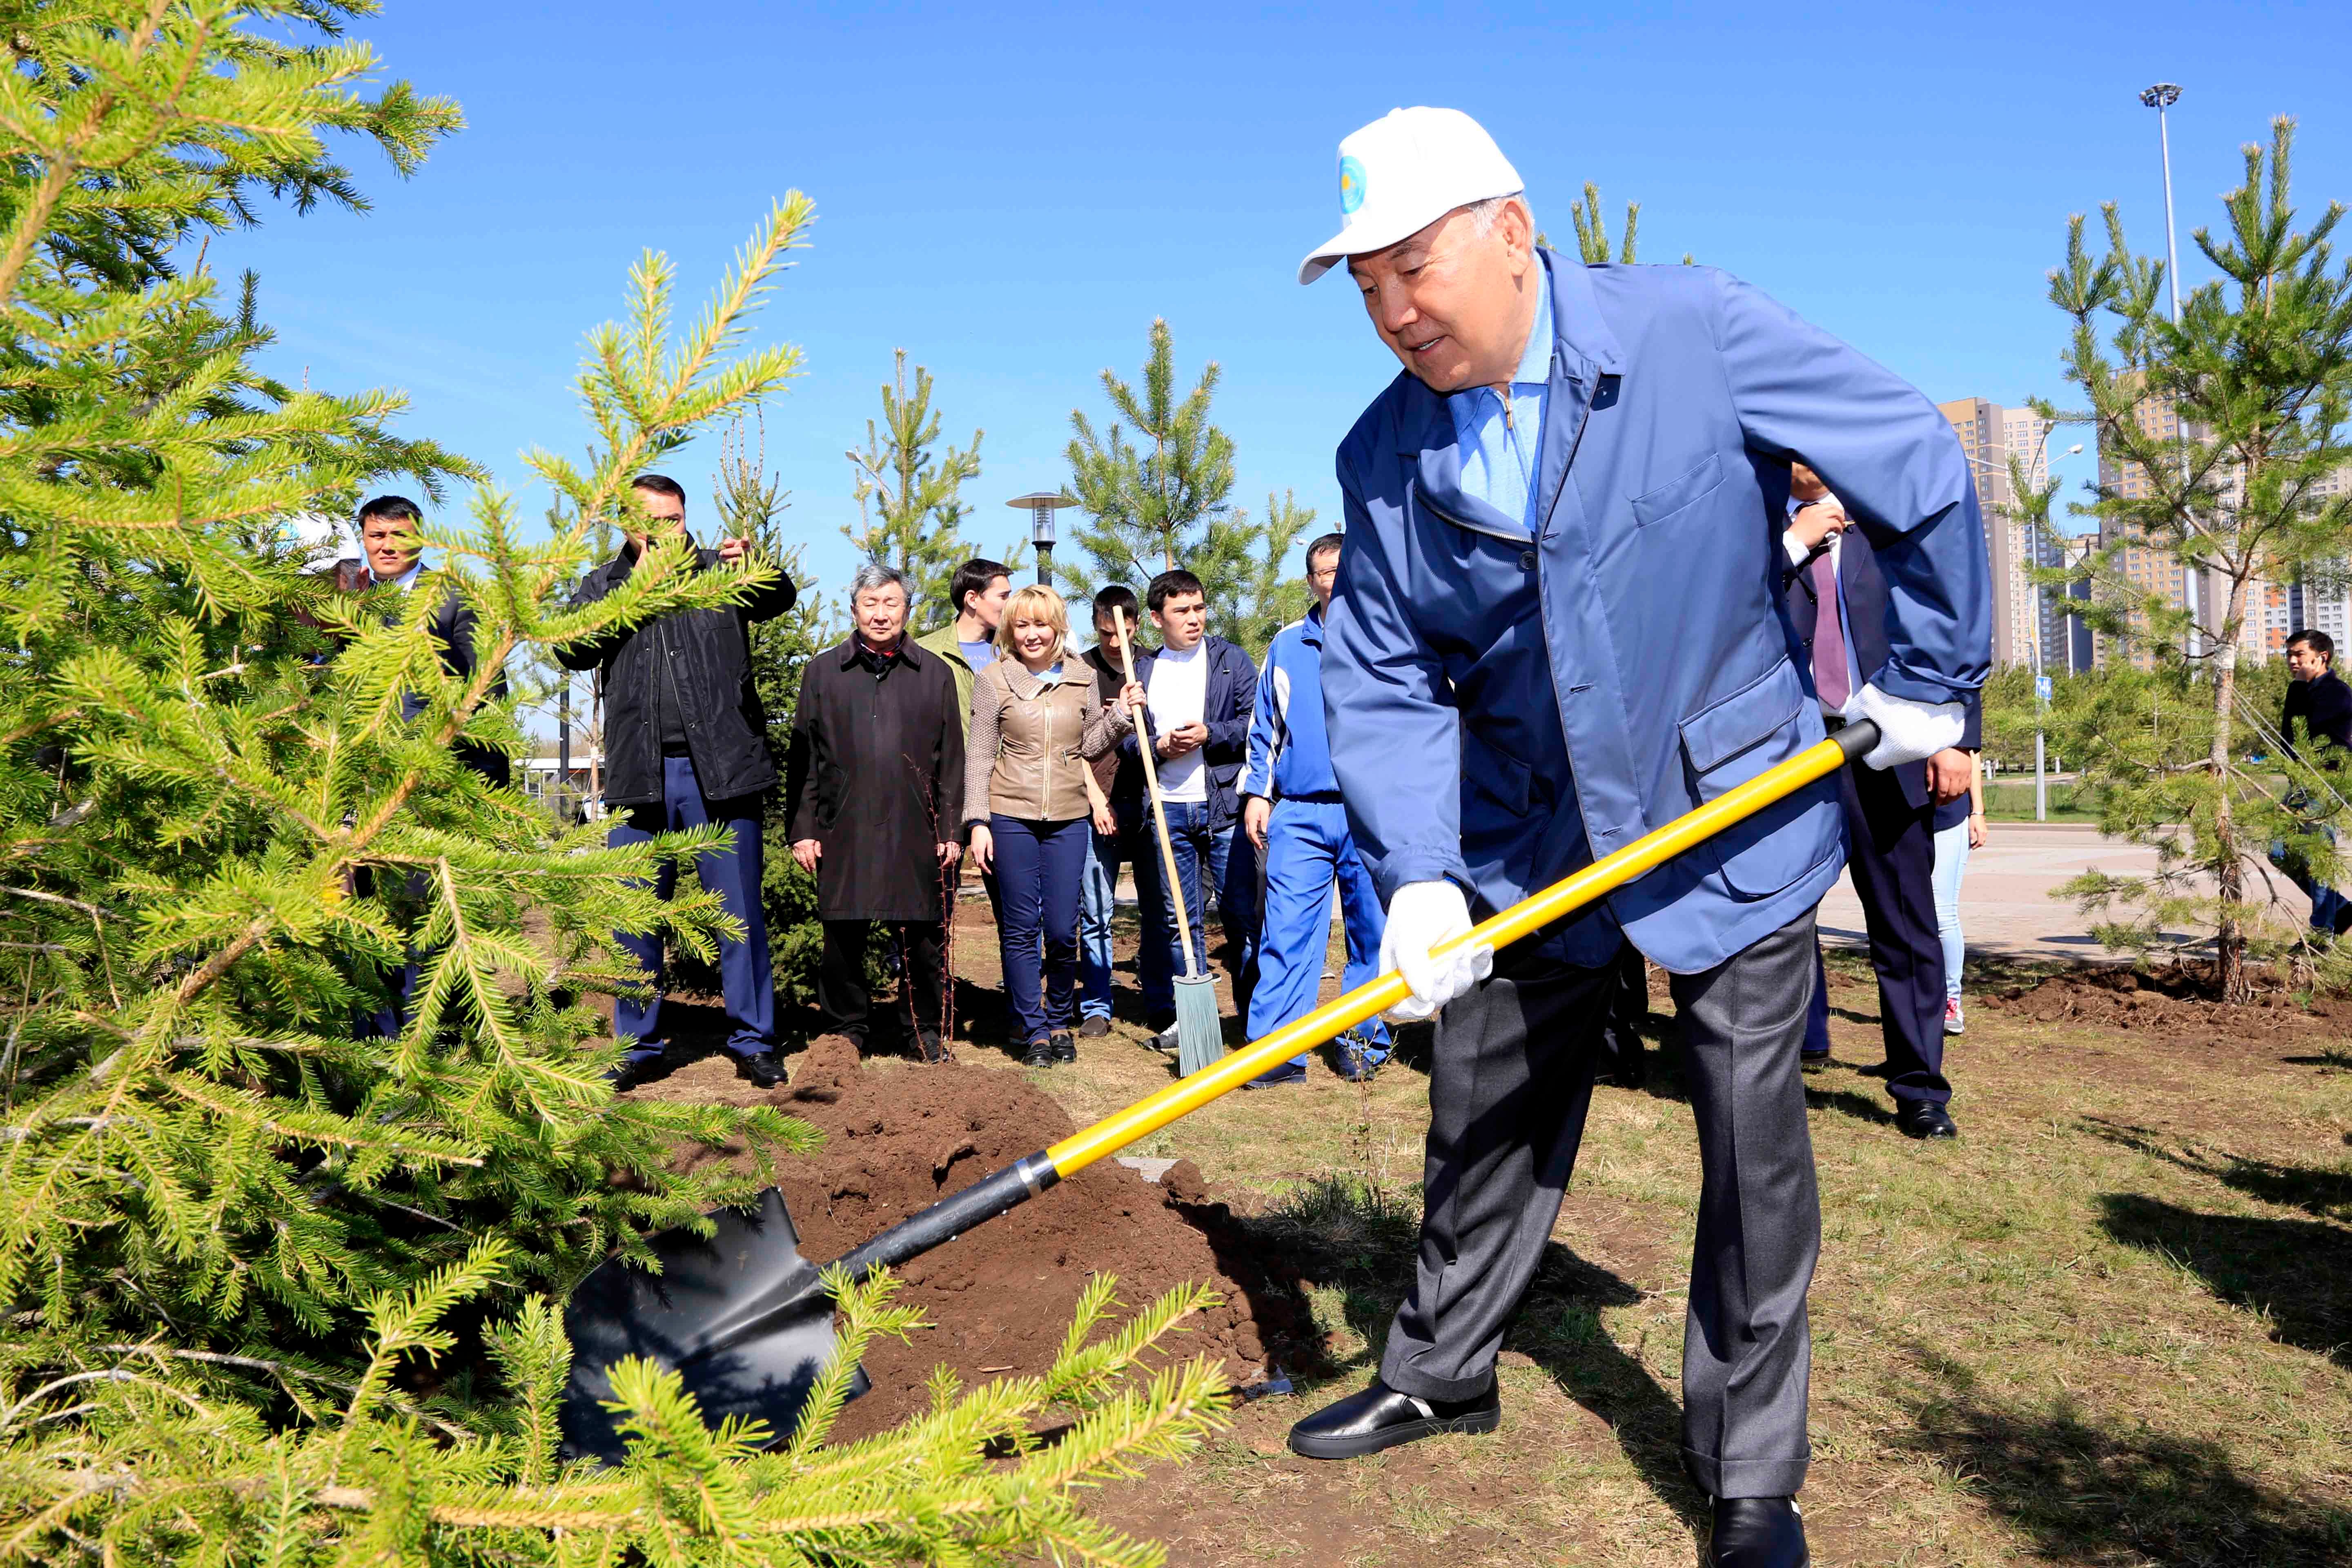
[557,1187,864,1465]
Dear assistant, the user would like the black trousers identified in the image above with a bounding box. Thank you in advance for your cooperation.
[1380,911,1820,1500]
[1806,757,1951,1105]
[819,919,947,1045]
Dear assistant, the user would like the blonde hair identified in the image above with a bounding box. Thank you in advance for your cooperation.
[996,582,1070,655]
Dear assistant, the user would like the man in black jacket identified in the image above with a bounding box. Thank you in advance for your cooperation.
[2275,628,2352,934]
[556,474,797,1088]
[350,494,510,1040]
[1782,464,1972,1139]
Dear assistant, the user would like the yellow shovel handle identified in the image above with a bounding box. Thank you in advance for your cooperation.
[1044,724,1870,1178]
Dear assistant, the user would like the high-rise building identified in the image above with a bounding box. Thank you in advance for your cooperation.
[1938,397,2067,669]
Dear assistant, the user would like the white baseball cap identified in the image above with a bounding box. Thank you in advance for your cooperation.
[1298,107,1524,285]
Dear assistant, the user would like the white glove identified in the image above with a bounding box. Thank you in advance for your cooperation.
[1842,682,1966,770]
[1380,880,1494,1021]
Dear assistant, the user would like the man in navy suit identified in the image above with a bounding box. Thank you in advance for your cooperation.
[1782,464,1971,1138]
[1283,108,1991,1568]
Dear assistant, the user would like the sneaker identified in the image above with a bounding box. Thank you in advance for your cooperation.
[1051,1030,1077,1064]
[915,1030,948,1064]
[1022,1036,1057,1068]
[1334,1037,1385,1083]
[1078,1015,1111,1038]
[733,1049,787,1089]
[1943,998,1966,1036]
[1245,1062,1307,1089]
[1147,1024,1180,1056]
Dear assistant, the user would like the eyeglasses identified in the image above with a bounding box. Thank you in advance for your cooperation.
[1308,567,1339,583]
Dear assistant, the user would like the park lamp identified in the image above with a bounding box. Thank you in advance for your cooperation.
[1007,492,1076,587]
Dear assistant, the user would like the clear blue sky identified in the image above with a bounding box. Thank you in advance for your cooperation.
[226,0,2352,604]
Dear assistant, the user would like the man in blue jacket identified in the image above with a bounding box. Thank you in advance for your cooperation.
[1238,532,1390,1088]
[1123,569,1258,1043]
[1284,109,1990,1568]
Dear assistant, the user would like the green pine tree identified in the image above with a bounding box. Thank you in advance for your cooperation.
[2040,117,2352,997]
[842,348,986,620]
[1065,318,1238,593]
[0,7,1227,1561]
[1194,489,1319,660]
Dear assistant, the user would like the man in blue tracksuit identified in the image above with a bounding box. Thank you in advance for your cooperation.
[1279,110,1990,1568]
[1238,532,1390,1088]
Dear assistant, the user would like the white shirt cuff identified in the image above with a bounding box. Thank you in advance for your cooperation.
[1781,530,1810,567]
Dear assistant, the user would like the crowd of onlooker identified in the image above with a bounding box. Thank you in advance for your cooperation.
[349,466,2352,1126]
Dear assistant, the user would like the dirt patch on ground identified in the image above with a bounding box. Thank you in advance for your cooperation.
[1982,964,2352,1039]
[630,1037,1312,1443]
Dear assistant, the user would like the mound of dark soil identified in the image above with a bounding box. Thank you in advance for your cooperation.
[1982,965,2352,1033]
[639,1038,1309,1442]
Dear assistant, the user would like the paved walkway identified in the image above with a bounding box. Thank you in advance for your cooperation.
[1815,819,2310,964]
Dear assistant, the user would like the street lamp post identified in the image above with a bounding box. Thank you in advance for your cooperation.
[1963,433,2082,821]
[1007,492,1076,587]
[2141,82,2197,662]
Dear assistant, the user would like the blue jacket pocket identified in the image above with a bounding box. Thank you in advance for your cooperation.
[1677,659,1829,899]
[1630,451,1726,529]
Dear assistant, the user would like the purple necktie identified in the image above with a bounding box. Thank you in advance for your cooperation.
[1808,552,1851,709]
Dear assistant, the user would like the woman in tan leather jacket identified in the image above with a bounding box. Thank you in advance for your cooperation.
[966,585,1144,1066]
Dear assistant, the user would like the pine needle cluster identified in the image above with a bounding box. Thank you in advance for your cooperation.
[0,5,1229,1561]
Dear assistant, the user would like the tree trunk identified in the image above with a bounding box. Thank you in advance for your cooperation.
[2209,568,2250,1000]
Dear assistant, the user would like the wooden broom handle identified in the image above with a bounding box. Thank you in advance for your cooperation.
[1111,608,1201,980]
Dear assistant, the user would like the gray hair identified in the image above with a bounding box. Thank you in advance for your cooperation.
[849,560,911,602]
[1464,192,1534,238]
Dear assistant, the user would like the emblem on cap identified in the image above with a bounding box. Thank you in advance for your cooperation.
[1339,154,1365,216]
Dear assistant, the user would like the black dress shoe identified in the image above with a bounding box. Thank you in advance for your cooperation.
[1287,1378,1499,1459]
[1050,1030,1076,1064]
[735,1050,787,1090]
[1799,1049,1831,1074]
[606,1051,665,1091]
[1896,1098,1958,1139]
[1707,1497,1807,1567]
[1022,1036,1057,1068]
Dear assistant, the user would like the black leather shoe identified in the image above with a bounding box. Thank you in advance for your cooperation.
[1287,1378,1499,1459]
[1799,1049,1831,1074]
[606,1051,665,1092]
[1896,1098,1958,1139]
[1706,1496,1807,1566]
[735,1050,787,1090]
[1022,1036,1056,1067]
[1050,1031,1077,1064]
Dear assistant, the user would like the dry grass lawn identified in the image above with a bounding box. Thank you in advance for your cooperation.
[965,941,2352,1567]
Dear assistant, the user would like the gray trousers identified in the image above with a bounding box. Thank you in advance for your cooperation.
[1378,910,1820,1500]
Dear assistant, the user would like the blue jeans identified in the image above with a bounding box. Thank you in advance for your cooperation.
[1931,817,1970,1003]
[1246,798,1390,1067]
[608,752,775,1060]
[1137,799,1252,1026]
[992,814,1088,1042]
[2270,827,2347,933]
[1078,821,1120,1021]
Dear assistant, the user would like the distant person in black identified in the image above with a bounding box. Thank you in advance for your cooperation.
[2274,628,2352,935]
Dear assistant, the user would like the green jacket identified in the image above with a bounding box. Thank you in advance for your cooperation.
[915,622,987,736]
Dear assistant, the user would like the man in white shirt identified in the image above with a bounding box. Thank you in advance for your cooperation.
[1121,568,1257,1045]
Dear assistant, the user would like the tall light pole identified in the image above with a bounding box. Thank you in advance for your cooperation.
[2142,82,2196,662]
[1008,492,1076,587]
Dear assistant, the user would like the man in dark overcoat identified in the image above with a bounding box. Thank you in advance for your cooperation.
[786,561,966,1060]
